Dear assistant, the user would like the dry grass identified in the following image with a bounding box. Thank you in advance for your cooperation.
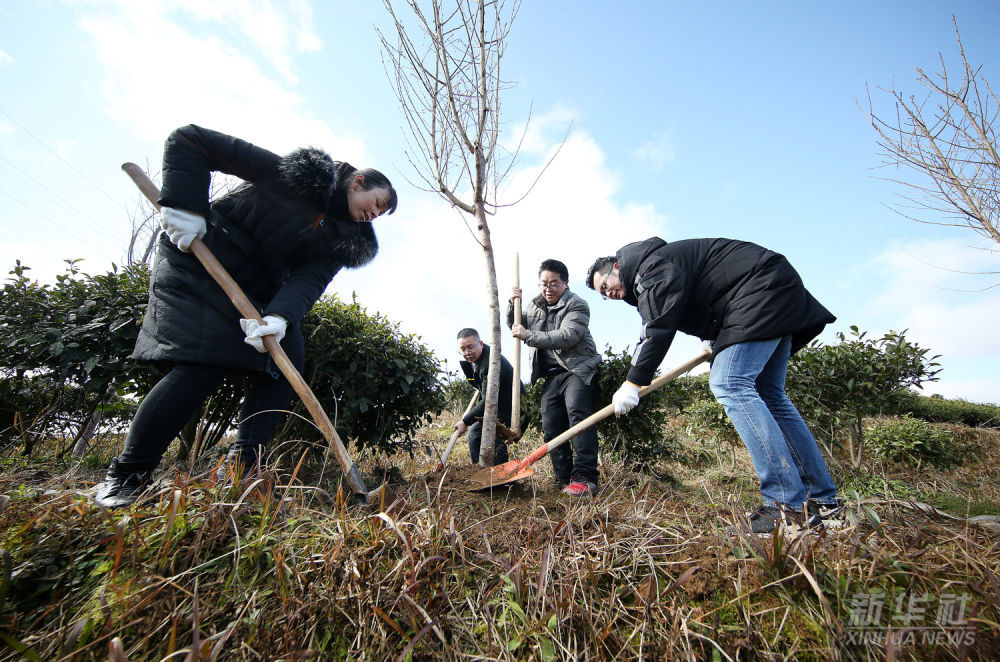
[0,415,999,660]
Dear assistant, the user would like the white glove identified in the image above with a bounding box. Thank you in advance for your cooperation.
[612,381,641,416]
[160,207,207,252]
[240,315,288,353]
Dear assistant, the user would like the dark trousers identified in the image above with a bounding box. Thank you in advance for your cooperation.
[117,329,303,470]
[541,371,599,485]
[467,419,510,466]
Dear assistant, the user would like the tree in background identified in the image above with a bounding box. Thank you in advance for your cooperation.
[378,0,559,464]
[865,17,999,252]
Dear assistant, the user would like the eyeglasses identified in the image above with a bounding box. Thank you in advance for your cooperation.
[596,272,612,299]
[538,281,564,291]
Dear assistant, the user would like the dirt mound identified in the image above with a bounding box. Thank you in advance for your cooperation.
[431,463,526,490]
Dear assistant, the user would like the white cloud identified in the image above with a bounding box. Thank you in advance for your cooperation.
[861,237,1000,360]
[160,0,322,82]
[74,1,363,160]
[504,104,580,157]
[854,236,1000,403]
[0,49,13,68]
[632,132,676,171]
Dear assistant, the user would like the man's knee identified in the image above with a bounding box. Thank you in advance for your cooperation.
[709,371,756,400]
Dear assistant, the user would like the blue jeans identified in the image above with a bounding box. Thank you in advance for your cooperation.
[709,336,837,509]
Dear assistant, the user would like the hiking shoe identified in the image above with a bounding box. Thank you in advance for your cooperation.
[94,460,153,509]
[743,504,822,536]
[561,480,598,497]
[808,498,847,528]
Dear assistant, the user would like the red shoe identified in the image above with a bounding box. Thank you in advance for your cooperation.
[561,480,597,497]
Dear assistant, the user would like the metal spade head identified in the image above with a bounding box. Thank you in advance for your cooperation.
[466,460,535,491]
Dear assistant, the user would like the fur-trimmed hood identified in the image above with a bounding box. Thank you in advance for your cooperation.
[277,147,378,269]
[277,146,337,210]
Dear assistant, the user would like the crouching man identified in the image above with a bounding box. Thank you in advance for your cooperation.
[586,237,843,534]
[456,328,526,466]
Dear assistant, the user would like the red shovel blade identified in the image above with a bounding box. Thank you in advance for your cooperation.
[466,460,535,491]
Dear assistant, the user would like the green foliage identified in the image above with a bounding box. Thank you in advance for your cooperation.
[662,373,714,413]
[519,379,544,434]
[0,261,156,452]
[685,398,741,465]
[887,391,1000,428]
[593,347,680,471]
[282,294,446,456]
[441,376,475,415]
[786,326,941,464]
[1,262,446,461]
[864,415,962,469]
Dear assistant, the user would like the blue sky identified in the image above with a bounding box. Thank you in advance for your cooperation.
[2,1,999,404]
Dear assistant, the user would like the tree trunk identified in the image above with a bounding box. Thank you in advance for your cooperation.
[69,401,103,458]
[849,416,865,468]
[476,201,501,466]
[70,383,116,458]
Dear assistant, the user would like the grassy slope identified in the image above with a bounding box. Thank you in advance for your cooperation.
[0,415,998,661]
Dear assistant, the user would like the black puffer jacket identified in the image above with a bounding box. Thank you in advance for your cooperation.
[618,237,835,386]
[131,124,379,373]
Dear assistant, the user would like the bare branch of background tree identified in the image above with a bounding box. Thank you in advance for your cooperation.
[864,16,1000,249]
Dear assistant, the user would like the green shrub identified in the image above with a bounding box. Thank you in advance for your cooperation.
[887,391,1000,428]
[283,294,446,456]
[593,347,679,471]
[684,398,741,465]
[2,263,446,461]
[786,326,941,466]
[0,261,156,454]
[864,415,961,469]
[441,376,476,415]
[520,379,544,435]
[659,373,713,414]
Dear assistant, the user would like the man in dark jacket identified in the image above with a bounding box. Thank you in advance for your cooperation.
[455,328,525,465]
[95,125,397,508]
[509,259,602,497]
[587,237,842,534]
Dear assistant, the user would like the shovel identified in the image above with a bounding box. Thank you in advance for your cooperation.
[471,349,712,490]
[122,163,382,505]
[511,252,522,436]
[436,392,480,470]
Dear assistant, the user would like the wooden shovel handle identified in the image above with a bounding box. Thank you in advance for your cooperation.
[514,350,712,473]
[511,253,522,434]
[438,392,480,468]
[121,163,373,500]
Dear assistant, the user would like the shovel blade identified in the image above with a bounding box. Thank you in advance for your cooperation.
[467,461,534,491]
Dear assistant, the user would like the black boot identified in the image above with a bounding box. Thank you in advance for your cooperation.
[214,441,263,482]
[94,459,154,509]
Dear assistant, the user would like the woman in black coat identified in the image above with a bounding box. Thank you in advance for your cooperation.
[96,125,397,508]
[587,237,842,535]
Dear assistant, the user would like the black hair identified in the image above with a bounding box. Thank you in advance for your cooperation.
[457,328,480,341]
[332,163,399,216]
[586,256,617,290]
[538,259,569,282]
[354,168,398,215]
